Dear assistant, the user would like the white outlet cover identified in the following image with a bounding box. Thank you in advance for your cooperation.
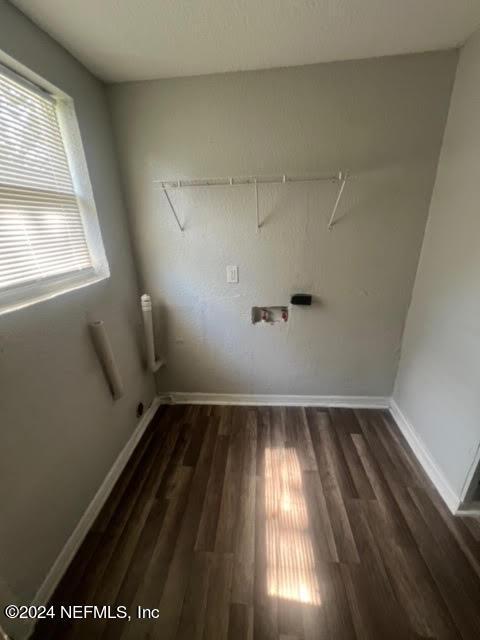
[226,265,239,283]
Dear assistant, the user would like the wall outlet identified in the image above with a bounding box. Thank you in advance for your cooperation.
[226,265,239,283]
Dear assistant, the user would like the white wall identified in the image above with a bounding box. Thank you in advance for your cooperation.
[394,28,480,504]
[0,0,155,628]
[109,52,456,398]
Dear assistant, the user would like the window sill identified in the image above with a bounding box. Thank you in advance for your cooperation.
[0,269,110,317]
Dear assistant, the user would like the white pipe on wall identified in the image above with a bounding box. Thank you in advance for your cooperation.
[141,294,165,372]
[89,320,124,400]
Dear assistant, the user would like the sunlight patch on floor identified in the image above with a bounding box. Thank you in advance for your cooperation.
[265,447,321,605]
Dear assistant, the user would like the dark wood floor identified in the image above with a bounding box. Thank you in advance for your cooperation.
[33,405,480,640]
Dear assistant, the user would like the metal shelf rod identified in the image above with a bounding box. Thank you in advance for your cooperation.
[154,172,341,189]
[162,187,184,232]
[155,170,348,232]
[328,171,348,230]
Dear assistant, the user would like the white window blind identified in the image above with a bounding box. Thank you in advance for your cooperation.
[0,66,92,293]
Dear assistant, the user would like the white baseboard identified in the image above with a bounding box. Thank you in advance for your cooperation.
[21,396,162,640]
[166,392,390,408]
[456,501,480,516]
[389,398,461,514]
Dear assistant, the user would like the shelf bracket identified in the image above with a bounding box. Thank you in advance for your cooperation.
[162,187,184,232]
[328,171,348,230]
[254,178,260,231]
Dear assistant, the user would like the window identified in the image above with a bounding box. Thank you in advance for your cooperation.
[0,62,109,314]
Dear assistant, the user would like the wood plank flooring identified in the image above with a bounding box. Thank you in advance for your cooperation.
[32,405,480,640]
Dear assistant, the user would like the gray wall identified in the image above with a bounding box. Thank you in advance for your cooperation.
[394,28,480,501]
[0,0,155,628]
[109,52,457,397]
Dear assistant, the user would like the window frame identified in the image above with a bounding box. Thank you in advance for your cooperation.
[0,59,110,315]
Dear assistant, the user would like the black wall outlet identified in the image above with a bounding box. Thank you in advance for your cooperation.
[290,293,312,306]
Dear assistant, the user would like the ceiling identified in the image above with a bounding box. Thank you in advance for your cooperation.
[10,0,480,83]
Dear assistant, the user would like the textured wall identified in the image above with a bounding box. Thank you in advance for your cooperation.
[0,0,155,627]
[109,51,457,397]
[394,28,480,500]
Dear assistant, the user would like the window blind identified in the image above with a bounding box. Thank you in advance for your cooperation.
[0,67,92,292]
